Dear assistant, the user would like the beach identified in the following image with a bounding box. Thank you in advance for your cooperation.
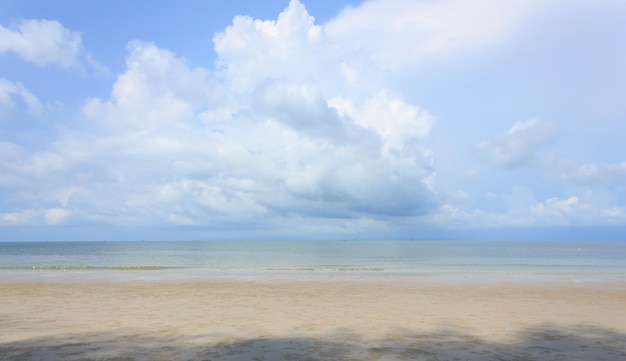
[1,276,625,360]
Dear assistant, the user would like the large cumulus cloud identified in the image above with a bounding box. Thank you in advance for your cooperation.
[0,1,439,234]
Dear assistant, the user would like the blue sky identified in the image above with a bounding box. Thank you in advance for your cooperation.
[1,0,625,241]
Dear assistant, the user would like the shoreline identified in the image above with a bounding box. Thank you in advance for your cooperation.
[1,276,625,360]
[1,266,625,284]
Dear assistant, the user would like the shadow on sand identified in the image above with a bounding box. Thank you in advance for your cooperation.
[1,324,625,361]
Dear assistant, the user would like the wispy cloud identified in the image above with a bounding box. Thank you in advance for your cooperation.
[0,77,43,117]
[476,118,560,168]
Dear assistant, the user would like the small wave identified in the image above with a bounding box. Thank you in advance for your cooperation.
[267,267,386,272]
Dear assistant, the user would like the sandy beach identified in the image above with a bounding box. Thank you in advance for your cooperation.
[1,276,625,360]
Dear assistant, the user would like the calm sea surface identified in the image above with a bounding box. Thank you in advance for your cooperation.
[1,240,625,280]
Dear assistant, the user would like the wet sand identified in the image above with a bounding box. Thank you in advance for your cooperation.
[1,277,625,360]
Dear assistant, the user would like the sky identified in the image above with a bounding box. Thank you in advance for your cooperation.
[1,0,625,241]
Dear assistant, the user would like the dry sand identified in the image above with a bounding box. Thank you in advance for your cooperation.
[1,276,625,360]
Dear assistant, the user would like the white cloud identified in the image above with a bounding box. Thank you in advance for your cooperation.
[534,196,580,217]
[344,90,435,153]
[44,207,72,225]
[558,161,626,185]
[0,19,101,70]
[533,196,625,226]
[431,191,626,229]
[477,118,560,168]
[83,41,213,131]
[212,0,546,98]
[214,0,327,93]
[0,78,43,117]
[0,209,38,226]
[0,207,73,226]
[325,0,536,69]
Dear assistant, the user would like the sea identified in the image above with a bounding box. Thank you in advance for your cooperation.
[1,240,625,281]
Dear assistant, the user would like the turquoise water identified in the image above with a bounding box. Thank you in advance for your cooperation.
[1,240,625,280]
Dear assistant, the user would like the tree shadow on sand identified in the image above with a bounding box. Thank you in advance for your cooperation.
[1,324,625,361]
